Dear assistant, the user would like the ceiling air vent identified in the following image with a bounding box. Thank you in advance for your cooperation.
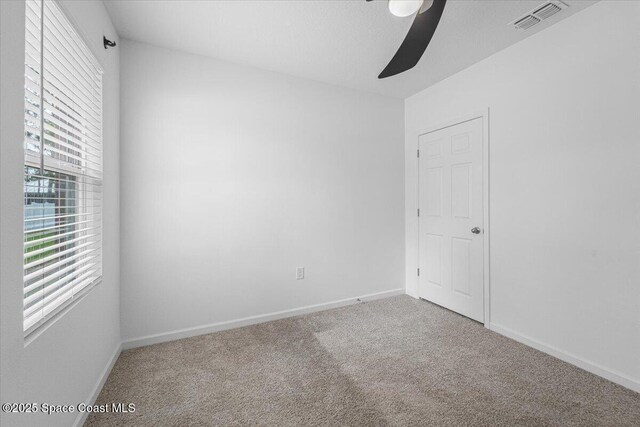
[509,1,568,31]
[533,3,562,20]
[514,15,540,31]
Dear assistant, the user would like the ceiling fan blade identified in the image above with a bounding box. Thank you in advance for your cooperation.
[419,0,435,14]
[378,0,447,79]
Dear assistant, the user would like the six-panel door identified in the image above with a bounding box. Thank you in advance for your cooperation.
[418,117,484,322]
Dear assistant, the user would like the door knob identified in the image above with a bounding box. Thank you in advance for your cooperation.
[471,227,481,234]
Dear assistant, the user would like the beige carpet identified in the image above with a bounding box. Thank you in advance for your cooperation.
[86,296,640,426]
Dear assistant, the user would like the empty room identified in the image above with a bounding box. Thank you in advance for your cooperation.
[1,0,639,425]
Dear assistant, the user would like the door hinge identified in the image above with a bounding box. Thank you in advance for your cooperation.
[417,268,420,276]
[417,149,420,158]
[417,208,420,217]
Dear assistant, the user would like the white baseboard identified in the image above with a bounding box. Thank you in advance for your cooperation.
[405,287,419,299]
[489,323,640,393]
[122,288,405,350]
[73,342,122,427]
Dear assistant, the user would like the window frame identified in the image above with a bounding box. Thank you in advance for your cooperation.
[22,0,105,338]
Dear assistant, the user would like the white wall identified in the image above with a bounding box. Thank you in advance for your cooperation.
[0,1,120,426]
[119,40,405,344]
[405,1,640,391]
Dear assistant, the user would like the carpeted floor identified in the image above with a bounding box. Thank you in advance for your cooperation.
[86,296,640,426]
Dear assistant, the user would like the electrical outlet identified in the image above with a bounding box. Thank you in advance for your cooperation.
[296,267,304,280]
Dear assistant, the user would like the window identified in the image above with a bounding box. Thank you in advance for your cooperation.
[23,0,103,334]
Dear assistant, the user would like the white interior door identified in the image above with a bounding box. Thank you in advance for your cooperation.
[418,117,484,322]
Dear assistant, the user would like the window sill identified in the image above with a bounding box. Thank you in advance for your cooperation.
[24,277,102,347]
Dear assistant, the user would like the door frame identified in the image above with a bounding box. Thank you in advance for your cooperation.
[416,109,491,327]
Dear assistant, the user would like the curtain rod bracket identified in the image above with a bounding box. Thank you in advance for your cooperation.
[103,36,116,49]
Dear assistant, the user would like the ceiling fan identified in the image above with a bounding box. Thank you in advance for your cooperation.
[367,0,448,79]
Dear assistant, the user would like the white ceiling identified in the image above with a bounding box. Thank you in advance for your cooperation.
[103,0,597,99]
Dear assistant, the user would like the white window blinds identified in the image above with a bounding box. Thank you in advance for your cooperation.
[23,0,104,333]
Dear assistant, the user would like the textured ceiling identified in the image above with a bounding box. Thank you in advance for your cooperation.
[104,0,598,99]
